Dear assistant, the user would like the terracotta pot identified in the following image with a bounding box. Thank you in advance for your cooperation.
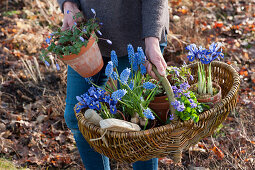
[149,95,169,122]
[191,82,222,107]
[61,34,104,78]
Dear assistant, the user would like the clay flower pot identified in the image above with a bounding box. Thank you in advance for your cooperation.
[61,34,104,78]
[191,82,222,107]
[149,95,169,122]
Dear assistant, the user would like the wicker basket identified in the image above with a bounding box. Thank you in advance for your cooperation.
[74,61,240,163]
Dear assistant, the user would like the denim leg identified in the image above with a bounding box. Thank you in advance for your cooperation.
[65,57,110,170]
[133,158,158,170]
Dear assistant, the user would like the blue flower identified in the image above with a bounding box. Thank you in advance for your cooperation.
[75,104,86,113]
[105,61,113,77]
[129,80,134,90]
[89,100,101,110]
[45,37,51,44]
[106,39,112,45]
[133,53,139,71]
[99,22,103,25]
[88,86,97,96]
[111,50,118,67]
[140,64,147,75]
[143,82,156,89]
[137,47,146,65]
[111,71,118,80]
[127,44,135,65]
[120,68,130,84]
[82,28,87,33]
[186,44,199,62]
[91,8,96,15]
[111,89,127,101]
[97,30,102,36]
[67,10,70,14]
[84,77,94,84]
[76,96,86,105]
[74,22,77,26]
[44,60,50,67]
[171,100,181,108]
[143,108,155,120]
[79,36,85,42]
[110,105,117,114]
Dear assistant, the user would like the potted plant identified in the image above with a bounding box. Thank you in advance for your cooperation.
[40,9,112,77]
[75,44,166,130]
[185,42,224,107]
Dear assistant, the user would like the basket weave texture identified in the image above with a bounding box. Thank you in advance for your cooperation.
[74,61,240,163]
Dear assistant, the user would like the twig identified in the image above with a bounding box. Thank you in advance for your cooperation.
[10,69,24,85]
[33,56,42,81]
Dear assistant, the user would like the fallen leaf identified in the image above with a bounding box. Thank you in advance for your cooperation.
[211,146,224,159]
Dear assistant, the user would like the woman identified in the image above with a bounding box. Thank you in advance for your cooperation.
[57,0,169,169]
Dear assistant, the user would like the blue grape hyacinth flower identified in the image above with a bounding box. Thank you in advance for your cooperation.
[105,61,113,77]
[143,108,155,120]
[120,68,131,84]
[111,89,127,101]
[143,82,156,89]
[111,50,118,67]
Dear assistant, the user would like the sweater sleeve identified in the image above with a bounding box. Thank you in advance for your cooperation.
[141,0,168,41]
[57,0,81,13]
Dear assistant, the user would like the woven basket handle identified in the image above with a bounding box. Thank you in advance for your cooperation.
[152,65,176,118]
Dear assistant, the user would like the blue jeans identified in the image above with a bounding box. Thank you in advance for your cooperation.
[65,44,167,170]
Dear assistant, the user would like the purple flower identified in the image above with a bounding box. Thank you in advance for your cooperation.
[111,89,127,101]
[99,22,103,25]
[169,114,174,121]
[143,82,156,89]
[105,61,113,77]
[91,8,96,15]
[120,68,131,84]
[97,30,102,36]
[190,102,197,108]
[106,39,112,45]
[183,91,190,98]
[111,50,118,67]
[177,103,185,112]
[79,36,85,42]
[180,82,190,90]
[56,63,60,71]
[189,75,194,81]
[143,108,155,120]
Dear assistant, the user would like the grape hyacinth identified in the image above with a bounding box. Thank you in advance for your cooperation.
[105,61,113,77]
[111,50,118,67]
[143,82,156,89]
[127,44,135,65]
[120,68,131,84]
[143,108,155,120]
[111,89,127,101]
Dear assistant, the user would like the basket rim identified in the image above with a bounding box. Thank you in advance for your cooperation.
[75,61,240,138]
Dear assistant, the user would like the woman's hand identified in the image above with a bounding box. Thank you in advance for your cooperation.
[62,2,81,31]
[144,37,167,80]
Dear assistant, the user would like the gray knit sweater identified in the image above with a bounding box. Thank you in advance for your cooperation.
[57,0,169,57]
